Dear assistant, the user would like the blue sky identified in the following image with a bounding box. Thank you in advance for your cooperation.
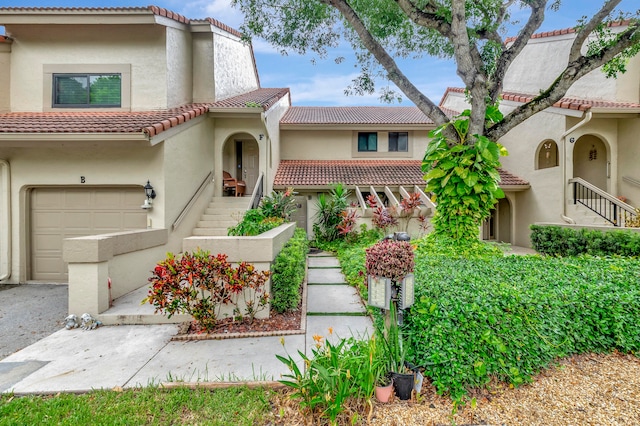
[2,1,637,106]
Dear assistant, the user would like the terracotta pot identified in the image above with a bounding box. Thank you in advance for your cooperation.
[374,382,394,403]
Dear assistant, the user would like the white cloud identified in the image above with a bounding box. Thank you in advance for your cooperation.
[176,0,245,28]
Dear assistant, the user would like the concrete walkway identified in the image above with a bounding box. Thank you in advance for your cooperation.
[0,252,372,394]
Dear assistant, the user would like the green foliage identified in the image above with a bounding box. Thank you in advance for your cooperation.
[530,225,640,257]
[277,331,379,425]
[271,228,309,313]
[0,386,274,425]
[228,209,284,236]
[406,241,640,400]
[259,187,297,220]
[422,110,507,242]
[143,250,270,331]
[313,183,350,243]
[328,233,640,401]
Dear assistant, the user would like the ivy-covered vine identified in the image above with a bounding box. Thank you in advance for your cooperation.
[422,106,507,242]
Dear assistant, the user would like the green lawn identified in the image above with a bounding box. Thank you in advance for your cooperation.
[0,386,275,426]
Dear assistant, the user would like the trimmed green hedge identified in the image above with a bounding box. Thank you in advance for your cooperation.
[531,224,640,257]
[270,228,309,313]
[330,234,640,400]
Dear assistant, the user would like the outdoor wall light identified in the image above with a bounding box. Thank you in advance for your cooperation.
[368,275,391,310]
[141,180,156,210]
[398,273,415,310]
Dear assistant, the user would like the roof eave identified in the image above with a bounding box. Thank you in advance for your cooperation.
[0,132,149,142]
[499,184,530,191]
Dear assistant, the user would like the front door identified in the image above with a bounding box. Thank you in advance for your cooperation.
[242,140,259,194]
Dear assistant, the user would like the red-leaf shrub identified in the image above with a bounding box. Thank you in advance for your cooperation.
[365,239,414,282]
[143,250,270,331]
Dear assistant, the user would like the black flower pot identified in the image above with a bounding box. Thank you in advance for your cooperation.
[391,372,414,400]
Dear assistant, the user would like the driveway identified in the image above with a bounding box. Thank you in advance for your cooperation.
[0,284,68,360]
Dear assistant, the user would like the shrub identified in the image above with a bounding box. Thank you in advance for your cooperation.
[405,240,640,399]
[271,228,309,313]
[228,209,285,236]
[143,250,270,331]
[313,183,350,243]
[365,239,414,282]
[259,187,297,220]
[531,224,640,257]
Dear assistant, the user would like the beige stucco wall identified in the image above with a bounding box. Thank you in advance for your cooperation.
[281,129,430,161]
[263,95,291,194]
[161,117,216,231]
[6,24,170,111]
[213,32,258,101]
[192,33,215,103]
[617,118,640,206]
[166,26,193,108]
[0,42,10,112]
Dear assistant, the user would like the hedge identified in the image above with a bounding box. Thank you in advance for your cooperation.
[270,228,309,313]
[530,224,640,257]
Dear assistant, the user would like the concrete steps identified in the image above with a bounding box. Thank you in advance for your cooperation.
[191,195,250,237]
[566,202,615,227]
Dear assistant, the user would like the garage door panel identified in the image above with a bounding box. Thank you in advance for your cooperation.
[31,187,147,282]
[64,191,92,209]
[32,211,63,228]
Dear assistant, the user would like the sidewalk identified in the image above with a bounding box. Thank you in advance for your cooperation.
[0,252,372,394]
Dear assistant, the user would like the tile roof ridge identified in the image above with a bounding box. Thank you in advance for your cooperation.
[143,103,212,137]
[504,19,634,44]
[147,5,189,24]
[202,17,243,38]
[0,6,191,25]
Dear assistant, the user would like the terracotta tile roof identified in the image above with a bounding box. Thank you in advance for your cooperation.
[0,104,211,137]
[273,160,529,188]
[504,20,633,44]
[281,106,440,125]
[440,87,640,112]
[210,88,290,111]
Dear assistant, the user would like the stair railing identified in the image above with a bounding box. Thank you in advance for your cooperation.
[569,177,637,227]
[171,171,213,231]
[249,173,264,210]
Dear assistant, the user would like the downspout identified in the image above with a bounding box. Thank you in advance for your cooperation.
[0,159,11,281]
[560,111,592,224]
[260,112,272,193]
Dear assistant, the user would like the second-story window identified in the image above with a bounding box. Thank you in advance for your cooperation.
[53,73,121,108]
[389,132,408,152]
[358,132,378,152]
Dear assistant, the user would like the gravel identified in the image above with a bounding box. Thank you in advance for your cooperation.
[371,352,640,425]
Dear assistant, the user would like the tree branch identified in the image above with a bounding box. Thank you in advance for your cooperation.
[489,0,547,103]
[487,20,640,141]
[394,0,452,37]
[322,0,451,129]
[569,0,621,62]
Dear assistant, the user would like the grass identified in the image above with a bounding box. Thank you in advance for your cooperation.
[0,386,275,426]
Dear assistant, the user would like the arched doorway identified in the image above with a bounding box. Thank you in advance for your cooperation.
[222,135,259,195]
[482,197,512,243]
[573,135,607,191]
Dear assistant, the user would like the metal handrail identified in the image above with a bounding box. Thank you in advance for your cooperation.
[171,171,213,231]
[249,173,264,210]
[569,177,637,227]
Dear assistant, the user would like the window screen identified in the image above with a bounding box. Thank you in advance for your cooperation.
[389,132,408,152]
[358,132,378,152]
[53,74,121,107]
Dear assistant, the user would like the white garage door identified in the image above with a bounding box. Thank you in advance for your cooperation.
[30,187,147,282]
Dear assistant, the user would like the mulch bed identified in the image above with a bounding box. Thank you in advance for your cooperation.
[174,308,303,340]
